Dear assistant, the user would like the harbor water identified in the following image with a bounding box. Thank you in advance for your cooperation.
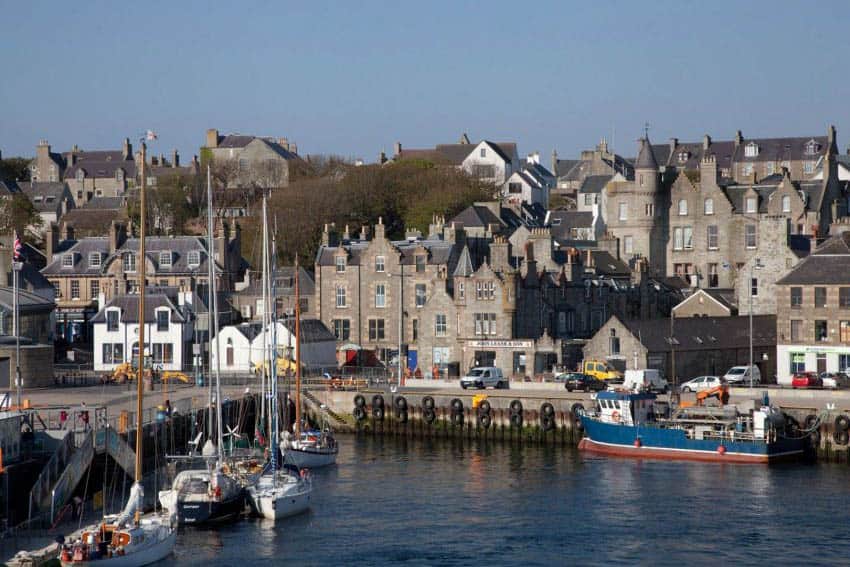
[173,435,850,566]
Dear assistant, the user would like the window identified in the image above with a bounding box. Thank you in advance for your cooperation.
[159,251,172,268]
[745,197,757,213]
[766,162,775,176]
[815,287,827,308]
[116,169,124,182]
[107,310,119,332]
[335,256,346,273]
[508,182,522,194]
[187,250,201,267]
[335,286,346,308]
[474,313,496,336]
[480,148,486,158]
[332,319,350,340]
[70,280,80,300]
[624,236,634,255]
[369,319,385,341]
[639,174,644,187]
[415,255,426,273]
[791,287,802,308]
[375,256,385,272]
[790,353,805,374]
[745,142,759,157]
[412,318,419,341]
[62,254,74,268]
[152,343,173,364]
[156,310,169,331]
[683,226,693,249]
[123,252,136,273]
[375,283,386,308]
[708,264,718,288]
[90,279,99,297]
[841,354,850,372]
[781,195,791,213]
[840,288,850,308]
[745,224,757,249]
[707,225,719,250]
[618,203,627,221]
[678,199,688,216]
[790,320,802,341]
[584,194,593,206]
[76,169,85,182]
[674,227,683,250]
[742,164,753,176]
[102,343,124,365]
[458,281,465,300]
[238,158,248,171]
[804,161,815,174]
[704,198,714,215]
[841,321,850,342]
[102,344,111,364]
[751,278,758,297]
[89,252,101,269]
[609,329,620,356]
[435,314,447,337]
[816,320,828,341]
[415,284,426,307]
[805,141,819,155]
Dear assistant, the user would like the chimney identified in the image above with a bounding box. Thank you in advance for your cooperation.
[700,154,718,187]
[360,225,370,241]
[322,224,330,246]
[702,134,711,151]
[378,150,387,164]
[122,138,132,160]
[551,149,558,177]
[60,222,74,242]
[46,222,58,264]
[828,124,838,155]
[343,224,351,241]
[36,140,51,164]
[171,149,179,168]
[734,130,743,147]
[108,220,126,254]
[159,153,166,167]
[150,155,159,167]
[289,142,298,155]
[393,142,402,157]
[216,219,228,268]
[206,129,219,149]
[374,217,386,240]
[489,236,510,273]
[278,137,290,151]
[669,138,678,153]
[191,155,199,170]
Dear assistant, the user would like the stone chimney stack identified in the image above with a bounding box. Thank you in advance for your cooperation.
[702,134,711,151]
[378,150,387,164]
[551,149,558,177]
[360,225,370,241]
[374,217,386,240]
[828,124,838,156]
[46,222,58,264]
[206,129,219,149]
[278,137,290,151]
[60,222,74,242]
[122,138,131,160]
[290,142,298,155]
[172,149,179,168]
[734,130,743,147]
[669,138,678,153]
[489,236,511,273]
[393,142,402,157]
[108,221,127,254]
[700,154,718,187]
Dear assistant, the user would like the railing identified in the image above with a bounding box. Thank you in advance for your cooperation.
[27,431,73,523]
[49,431,94,524]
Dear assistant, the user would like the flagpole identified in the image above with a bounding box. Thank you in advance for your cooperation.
[13,231,21,409]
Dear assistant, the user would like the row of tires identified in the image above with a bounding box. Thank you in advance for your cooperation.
[784,413,850,447]
[353,394,588,431]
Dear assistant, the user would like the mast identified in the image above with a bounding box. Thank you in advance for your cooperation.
[294,256,302,438]
[133,142,147,524]
[269,214,278,474]
[205,166,224,460]
[260,193,269,433]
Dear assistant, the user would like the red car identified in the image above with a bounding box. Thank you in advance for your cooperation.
[791,371,823,389]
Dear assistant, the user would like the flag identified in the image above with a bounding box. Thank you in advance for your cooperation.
[13,236,22,262]
[145,130,158,141]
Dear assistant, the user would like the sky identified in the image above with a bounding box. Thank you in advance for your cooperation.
[1,0,849,163]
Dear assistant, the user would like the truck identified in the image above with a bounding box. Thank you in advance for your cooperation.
[460,367,508,390]
[623,369,669,393]
[581,360,623,382]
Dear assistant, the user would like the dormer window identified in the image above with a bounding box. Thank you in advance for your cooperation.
[415,255,426,273]
[62,253,74,268]
[107,310,119,332]
[805,140,820,155]
[677,151,690,162]
[704,198,714,215]
[115,168,124,182]
[335,256,346,273]
[159,251,172,269]
[187,250,201,268]
[76,169,85,182]
[744,142,759,158]
[88,252,101,269]
[123,252,136,273]
[782,195,791,213]
[745,197,757,214]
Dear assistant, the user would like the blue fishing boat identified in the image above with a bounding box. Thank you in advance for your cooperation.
[578,390,807,463]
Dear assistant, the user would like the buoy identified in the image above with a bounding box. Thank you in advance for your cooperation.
[633,438,642,448]
[717,445,726,455]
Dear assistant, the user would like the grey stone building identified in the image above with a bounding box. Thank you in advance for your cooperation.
[204,129,300,189]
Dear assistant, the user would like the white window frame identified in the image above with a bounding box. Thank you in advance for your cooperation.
[683,226,693,250]
[187,250,201,268]
[62,254,74,269]
[435,314,447,337]
[375,283,386,308]
[159,251,172,269]
[745,224,757,249]
[678,199,688,216]
[336,285,346,308]
[618,202,627,221]
[375,255,385,273]
[745,197,757,214]
[88,252,101,269]
[123,252,136,273]
[707,225,719,250]
[782,195,791,213]
[704,198,714,215]
[335,256,346,273]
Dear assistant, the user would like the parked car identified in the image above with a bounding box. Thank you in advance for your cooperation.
[561,372,606,392]
[623,369,669,393]
[680,376,726,393]
[791,371,823,389]
[820,372,850,389]
[723,365,761,386]
[460,367,508,389]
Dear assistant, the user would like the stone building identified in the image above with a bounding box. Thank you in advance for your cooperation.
[775,233,850,384]
[204,129,300,189]
[393,134,519,186]
[228,266,315,321]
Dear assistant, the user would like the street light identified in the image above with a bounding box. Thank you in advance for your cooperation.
[749,258,764,390]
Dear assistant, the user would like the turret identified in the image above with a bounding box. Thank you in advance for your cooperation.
[634,137,659,193]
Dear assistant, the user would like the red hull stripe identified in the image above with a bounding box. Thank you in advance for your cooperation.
[578,438,802,464]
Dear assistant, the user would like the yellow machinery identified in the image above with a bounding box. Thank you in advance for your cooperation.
[110,363,190,384]
[581,360,623,381]
[252,358,301,375]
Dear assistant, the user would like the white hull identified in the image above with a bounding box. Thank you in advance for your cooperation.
[283,446,338,468]
[246,474,312,520]
[61,517,176,567]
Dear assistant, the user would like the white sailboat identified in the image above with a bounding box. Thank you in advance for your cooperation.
[61,142,176,566]
[282,258,339,468]
[246,192,312,519]
[157,166,244,525]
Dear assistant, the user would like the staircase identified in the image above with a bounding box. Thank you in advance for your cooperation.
[95,427,136,478]
[301,390,350,429]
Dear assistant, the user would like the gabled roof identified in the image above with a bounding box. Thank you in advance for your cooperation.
[21,182,69,211]
[280,318,336,343]
[453,245,474,277]
[90,293,186,324]
[234,322,263,341]
[451,204,503,229]
[776,232,850,285]
[82,196,125,210]
[578,174,612,194]
[673,288,735,315]
[588,251,631,277]
[0,287,54,314]
[0,181,20,195]
[614,314,776,352]
[65,150,137,179]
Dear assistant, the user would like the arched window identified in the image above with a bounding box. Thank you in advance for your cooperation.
[782,195,791,213]
[226,338,234,366]
[678,199,688,216]
[704,198,714,215]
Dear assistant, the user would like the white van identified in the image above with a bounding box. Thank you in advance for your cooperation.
[723,365,761,386]
[623,369,669,393]
[460,367,508,389]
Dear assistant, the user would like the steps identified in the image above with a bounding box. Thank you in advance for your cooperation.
[301,390,349,428]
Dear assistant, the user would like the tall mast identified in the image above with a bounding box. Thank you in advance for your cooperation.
[294,256,302,438]
[133,142,147,523]
[206,167,224,460]
[260,193,269,430]
[269,213,278,474]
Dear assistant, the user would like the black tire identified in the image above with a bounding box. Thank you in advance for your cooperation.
[541,403,555,417]
[422,396,436,410]
[835,414,850,432]
[509,400,523,414]
[372,394,385,409]
[451,412,464,427]
[683,387,692,393]
[354,394,366,408]
[566,385,573,392]
[479,414,492,429]
[510,412,523,428]
[353,407,366,421]
[809,428,821,448]
[397,409,408,424]
[395,397,408,411]
[461,383,468,390]
[479,400,491,415]
[571,403,586,420]
[451,398,464,413]
[804,414,819,430]
[373,406,385,421]
[785,415,800,433]
[834,429,849,446]
[423,408,436,424]
[541,414,555,432]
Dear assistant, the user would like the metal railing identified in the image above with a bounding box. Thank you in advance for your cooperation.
[28,432,74,523]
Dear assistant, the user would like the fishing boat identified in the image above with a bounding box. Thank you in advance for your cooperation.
[578,389,808,463]
[61,142,176,566]
[282,260,338,468]
[157,166,244,524]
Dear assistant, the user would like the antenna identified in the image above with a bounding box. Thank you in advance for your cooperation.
[643,122,651,139]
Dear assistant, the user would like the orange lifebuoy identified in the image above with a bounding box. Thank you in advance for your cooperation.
[611,411,620,422]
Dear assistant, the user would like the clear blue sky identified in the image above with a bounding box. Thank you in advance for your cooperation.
[2,0,849,163]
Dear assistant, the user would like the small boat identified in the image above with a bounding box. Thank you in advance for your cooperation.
[246,464,312,520]
[578,389,808,463]
[158,466,244,524]
[282,428,338,468]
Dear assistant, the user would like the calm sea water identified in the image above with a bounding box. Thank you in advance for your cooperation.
[172,436,850,566]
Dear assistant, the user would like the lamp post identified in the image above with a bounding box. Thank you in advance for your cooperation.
[749,258,764,390]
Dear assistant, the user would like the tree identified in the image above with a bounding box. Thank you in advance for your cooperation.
[0,194,42,240]
[0,157,31,184]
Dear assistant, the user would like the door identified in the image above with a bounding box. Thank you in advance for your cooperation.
[817,354,827,375]
[474,351,495,367]
[0,358,10,389]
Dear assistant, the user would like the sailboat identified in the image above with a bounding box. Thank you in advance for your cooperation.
[282,258,339,468]
[157,166,243,525]
[61,142,176,566]
[245,192,312,519]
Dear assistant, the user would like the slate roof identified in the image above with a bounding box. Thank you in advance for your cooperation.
[777,233,850,285]
[315,238,455,268]
[453,245,474,277]
[555,159,579,177]
[239,266,315,298]
[548,211,594,240]
[0,287,54,314]
[65,150,137,179]
[59,208,127,234]
[635,137,658,170]
[722,179,823,214]
[589,251,630,277]
[618,314,776,352]
[20,182,69,212]
[83,197,125,210]
[281,318,336,343]
[734,136,828,163]
[397,140,516,166]
[0,181,20,196]
[578,174,612,194]
[217,135,256,149]
[234,322,263,341]
[703,288,738,310]
[451,204,503,229]
[90,293,186,324]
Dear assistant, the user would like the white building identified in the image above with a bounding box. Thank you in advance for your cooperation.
[91,292,193,372]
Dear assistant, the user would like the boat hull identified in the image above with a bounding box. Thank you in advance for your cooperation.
[176,493,244,525]
[247,486,311,520]
[579,416,806,464]
[283,447,337,468]
[61,522,176,567]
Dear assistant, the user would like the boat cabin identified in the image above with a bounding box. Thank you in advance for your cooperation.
[594,391,656,426]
